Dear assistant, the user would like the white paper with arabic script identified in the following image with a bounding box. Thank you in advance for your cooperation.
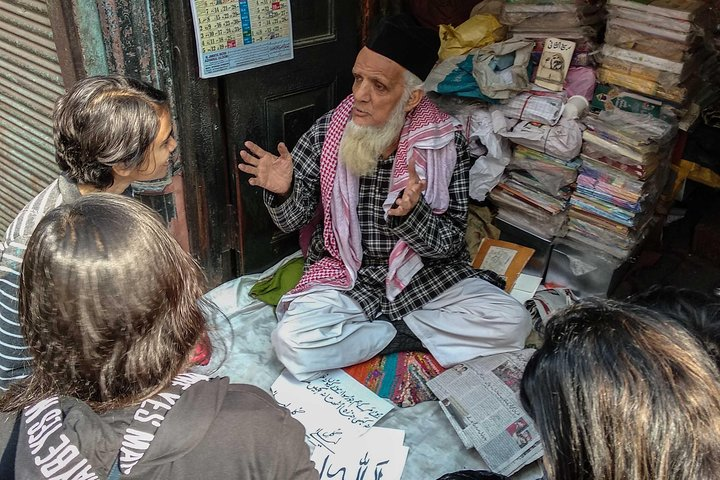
[271,369,394,453]
[311,427,408,480]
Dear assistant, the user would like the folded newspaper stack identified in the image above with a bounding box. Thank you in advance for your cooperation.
[426,349,542,477]
[490,145,581,240]
[500,0,606,41]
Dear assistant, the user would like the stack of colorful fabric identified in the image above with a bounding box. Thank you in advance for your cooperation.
[344,352,447,408]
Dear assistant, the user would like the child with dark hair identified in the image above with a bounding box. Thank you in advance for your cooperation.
[0,75,178,390]
[0,194,318,479]
[626,284,720,366]
[520,300,720,480]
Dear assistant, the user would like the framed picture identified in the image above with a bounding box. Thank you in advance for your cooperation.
[472,238,535,292]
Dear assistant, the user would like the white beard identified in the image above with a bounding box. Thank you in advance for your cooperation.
[338,95,409,177]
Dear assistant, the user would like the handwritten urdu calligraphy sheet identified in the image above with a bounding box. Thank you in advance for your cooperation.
[272,369,408,479]
[271,369,393,448]
[311,427,408,480]
[190,0,293,78]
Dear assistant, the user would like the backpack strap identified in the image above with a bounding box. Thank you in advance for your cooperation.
[0,413,21,478]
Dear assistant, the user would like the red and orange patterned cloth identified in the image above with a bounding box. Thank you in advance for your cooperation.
[344,351,446,407]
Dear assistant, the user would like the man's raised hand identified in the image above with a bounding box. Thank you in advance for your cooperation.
[238,141,293,196]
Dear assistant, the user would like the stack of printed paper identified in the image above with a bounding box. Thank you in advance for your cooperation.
[490,145,581,239]
[500,0,606,41]
[499,0,606,92]
[598,0,712,105]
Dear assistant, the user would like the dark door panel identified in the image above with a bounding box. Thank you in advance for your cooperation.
[225,0,359,274]
[168,0,361,284]
[266,85,336,151]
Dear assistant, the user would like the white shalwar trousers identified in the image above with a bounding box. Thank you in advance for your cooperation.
[271,277,532,381]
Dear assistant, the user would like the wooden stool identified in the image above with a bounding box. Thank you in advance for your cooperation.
[670,159,720,200]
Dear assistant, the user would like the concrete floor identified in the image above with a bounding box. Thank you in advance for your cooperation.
[612,182,720,299]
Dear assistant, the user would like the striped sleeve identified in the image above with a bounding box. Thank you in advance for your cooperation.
[0,241,32,390]
[0,180,62,391]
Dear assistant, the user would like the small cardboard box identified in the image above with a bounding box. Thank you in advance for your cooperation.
[472,238,535,292]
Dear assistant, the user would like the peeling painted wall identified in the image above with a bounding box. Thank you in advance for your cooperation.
[90,0,190,254]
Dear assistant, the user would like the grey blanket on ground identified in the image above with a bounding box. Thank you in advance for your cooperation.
[193,252,543,480]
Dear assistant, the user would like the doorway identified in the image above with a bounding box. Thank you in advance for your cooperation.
[226,2,360,274]
[168,0,361,284]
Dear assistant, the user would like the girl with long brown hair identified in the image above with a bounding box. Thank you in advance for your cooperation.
[0,194,318,480]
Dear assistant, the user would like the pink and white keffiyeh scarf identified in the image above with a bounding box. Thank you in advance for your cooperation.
[283,94,458,309]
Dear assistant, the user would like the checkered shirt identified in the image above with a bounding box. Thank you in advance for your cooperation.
[264,110,504,321]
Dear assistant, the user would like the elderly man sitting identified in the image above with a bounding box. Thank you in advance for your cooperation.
[239,14,531,381]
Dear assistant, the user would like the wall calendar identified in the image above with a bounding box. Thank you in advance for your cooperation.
[190,0,293,78]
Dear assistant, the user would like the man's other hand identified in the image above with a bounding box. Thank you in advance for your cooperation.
[238,141,293,196]
[389,157,427,217]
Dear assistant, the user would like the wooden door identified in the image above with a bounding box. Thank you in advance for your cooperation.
[168,1,361,284]
[224,1,360,273]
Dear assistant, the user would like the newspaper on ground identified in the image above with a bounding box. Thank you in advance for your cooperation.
[426,349,543,477]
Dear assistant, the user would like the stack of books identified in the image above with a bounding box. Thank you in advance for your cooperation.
[564,109,675,259]
[490,145,581,240]
[501,0,606,40]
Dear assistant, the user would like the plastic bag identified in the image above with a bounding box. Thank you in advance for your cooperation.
[508,145,581,196]
[564,66,597,101]
[494,111,584,161]
[472,39,534,100]
[438,14,505,61]
[501,92,565,126]
[524,287,579,336]
[425,54,497,100]
[427,40,536,101]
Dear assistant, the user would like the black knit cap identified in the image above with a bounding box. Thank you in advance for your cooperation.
[366,13,440,81]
